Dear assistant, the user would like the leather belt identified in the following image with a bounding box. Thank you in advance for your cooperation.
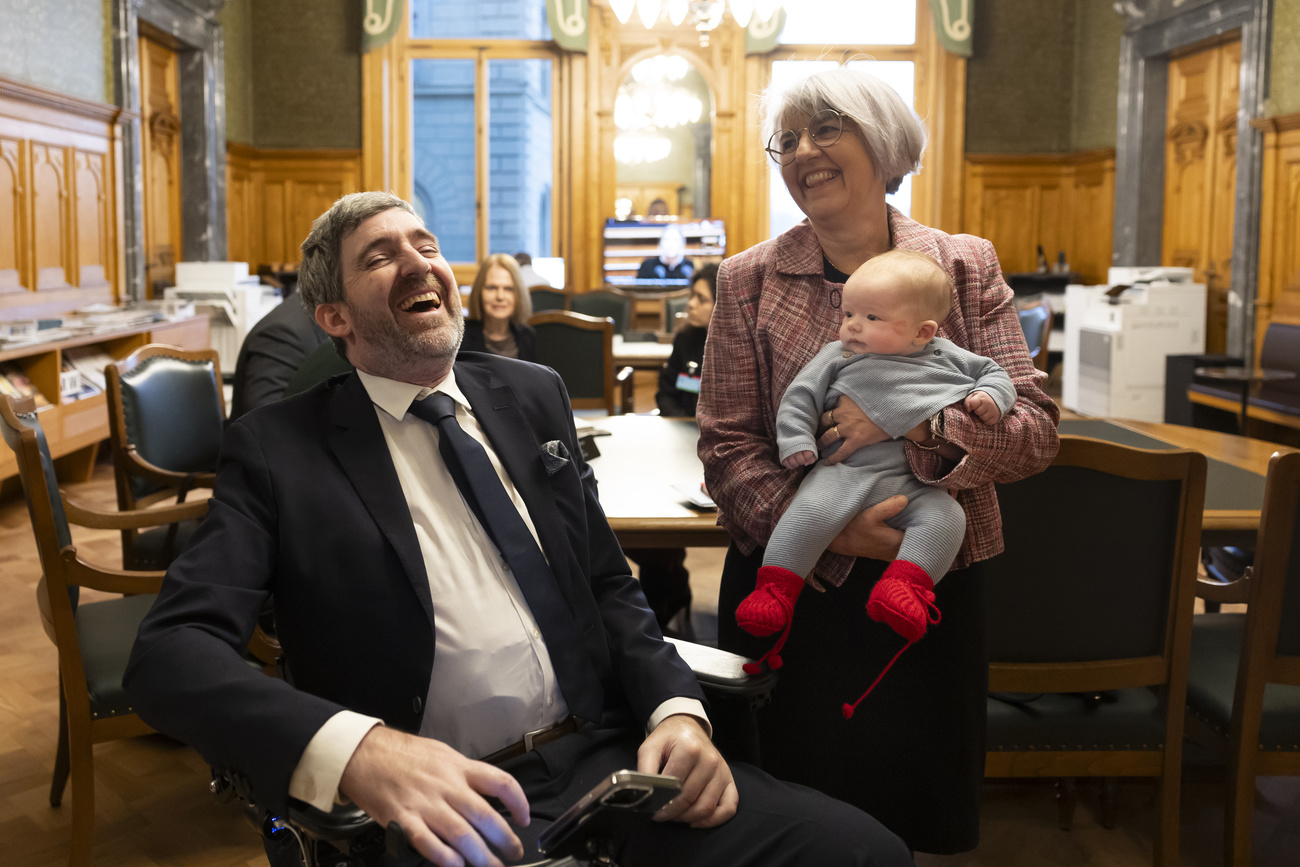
[481,716,581,765]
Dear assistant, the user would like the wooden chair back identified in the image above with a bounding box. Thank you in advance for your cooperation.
[529,311,617,413]
[105,344,223,568]
[570,289,633,335]
[1,393,207,867]
[1186,450,1300,866]
[985,434,1206,867]
[1017,300,1053,372]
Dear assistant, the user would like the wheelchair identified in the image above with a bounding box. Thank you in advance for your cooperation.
[214,637,776,867]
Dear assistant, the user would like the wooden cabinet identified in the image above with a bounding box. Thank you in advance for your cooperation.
[0,316,208,483]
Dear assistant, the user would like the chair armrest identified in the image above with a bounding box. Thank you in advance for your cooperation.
[247,625,282,676]
[122,446,217,492]
[1196,571,1252,605]
[617,365,635,415]
[665,637,779,700]
[61,493,209,530]
[60,548,165,594]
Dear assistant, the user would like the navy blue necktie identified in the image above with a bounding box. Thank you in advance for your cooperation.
[408,392,603,721]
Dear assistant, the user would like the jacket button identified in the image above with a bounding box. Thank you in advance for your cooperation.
[412,696,423,714]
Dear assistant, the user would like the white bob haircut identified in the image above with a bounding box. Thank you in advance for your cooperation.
[761,65,928,195]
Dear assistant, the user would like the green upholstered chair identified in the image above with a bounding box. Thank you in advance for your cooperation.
[1016,300,1053,372]
[530,310,633,415]
[1186,450,1300,867]
[570,289,633,335]
[529,286,570,314]
[1,394,208,867]
[105,345,223,570]
[985,435,1206,867]
[663,289,691,332]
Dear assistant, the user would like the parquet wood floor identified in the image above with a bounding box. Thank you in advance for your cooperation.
[2,391,1298,865]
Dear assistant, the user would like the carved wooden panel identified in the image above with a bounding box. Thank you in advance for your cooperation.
[73,150,110,288]
[29,142,70,290]
[1163,39,1239,353]
[1255,115,1300,357]
[139,34,183,299]
[0,136,24,294]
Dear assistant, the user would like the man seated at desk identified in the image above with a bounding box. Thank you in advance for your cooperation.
[124,192,909,867]
[637,224,695,282]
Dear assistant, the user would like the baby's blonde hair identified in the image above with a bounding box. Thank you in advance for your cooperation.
[853,249,953,323]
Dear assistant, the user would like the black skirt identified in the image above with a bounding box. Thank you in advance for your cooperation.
[717,543,987,855]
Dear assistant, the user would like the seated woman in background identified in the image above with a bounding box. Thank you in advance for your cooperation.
[657,263,717,417]
[637,224,695,281]
[461,253,537,361]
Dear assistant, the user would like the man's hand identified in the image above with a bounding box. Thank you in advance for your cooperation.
[817,397,890,466]
[965,391,1002,424]
[782,450,817,469]
[339,726,529,867]
[827,495,906,561]
[637,715,737,829]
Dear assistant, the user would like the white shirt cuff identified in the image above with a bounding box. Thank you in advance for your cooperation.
[647,698,711,740]
[287,711,383,812]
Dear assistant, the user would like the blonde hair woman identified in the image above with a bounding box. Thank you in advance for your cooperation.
[461,253,536,361]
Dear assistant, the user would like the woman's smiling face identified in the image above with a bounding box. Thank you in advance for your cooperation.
[778,111,886,229]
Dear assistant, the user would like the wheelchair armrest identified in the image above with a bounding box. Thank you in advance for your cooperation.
[284,797,374,843]
[665,637,778,701]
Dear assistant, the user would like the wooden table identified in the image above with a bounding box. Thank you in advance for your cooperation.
[583,415,728,548]
[612,335,673,370]
[1191,366,1296,433]
[1059,418,1297,546]
[586,415,1296,551]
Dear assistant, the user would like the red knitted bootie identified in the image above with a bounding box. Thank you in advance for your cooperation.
[736,565,804,674]
[866,560,941,642]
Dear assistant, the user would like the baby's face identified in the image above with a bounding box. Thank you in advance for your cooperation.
[839,272,925,356]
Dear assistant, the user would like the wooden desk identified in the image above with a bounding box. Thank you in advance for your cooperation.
[612,335,673,370]
[1059,418,1297,546]
[583,415,727,548]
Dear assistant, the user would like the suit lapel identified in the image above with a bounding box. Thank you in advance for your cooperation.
[328,374,435,629]
[455,363,569,570]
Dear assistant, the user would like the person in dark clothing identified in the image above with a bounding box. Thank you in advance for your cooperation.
[460,253,537,361]
[230,284,329,420]
[637,225,695,281]
[656,264,717,418]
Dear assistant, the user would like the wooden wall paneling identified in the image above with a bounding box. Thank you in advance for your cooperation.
[29,142,71,291]
[1254,114,1300,360]
[73,150,111,289]
[0,135,25,294]
[964,152,1115,285]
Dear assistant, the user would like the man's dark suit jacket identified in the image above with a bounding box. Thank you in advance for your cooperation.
[124,353,701,813]
[459,319,537,362]
[230,295,328,420]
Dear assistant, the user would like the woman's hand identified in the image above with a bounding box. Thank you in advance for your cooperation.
[826,495,907,561]
[817,398,890,466]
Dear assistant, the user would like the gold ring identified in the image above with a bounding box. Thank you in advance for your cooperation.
[829,408,836,426]
[832,424,841,440]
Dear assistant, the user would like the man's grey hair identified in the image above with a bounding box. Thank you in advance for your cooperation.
[761,65,927,195]
[297,191,421,313]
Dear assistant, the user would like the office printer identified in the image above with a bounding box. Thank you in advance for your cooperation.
[1062,267,1206,422]
[163,262,280,372]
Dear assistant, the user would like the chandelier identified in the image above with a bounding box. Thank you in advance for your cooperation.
[608,0,786,45]
[613,55,706,165]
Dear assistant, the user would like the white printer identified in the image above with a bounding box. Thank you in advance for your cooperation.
[163,262,280,372]
[1062,267,1206,422]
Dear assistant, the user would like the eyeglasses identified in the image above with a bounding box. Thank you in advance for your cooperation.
[765,109,845,166]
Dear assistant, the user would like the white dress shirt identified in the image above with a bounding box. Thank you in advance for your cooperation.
[288,369,705,810]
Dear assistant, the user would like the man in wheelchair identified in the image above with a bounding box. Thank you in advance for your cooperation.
[125,193,910,867]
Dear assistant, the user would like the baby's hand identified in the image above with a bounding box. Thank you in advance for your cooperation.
[965,391,1002,424]
[782,450,817,469]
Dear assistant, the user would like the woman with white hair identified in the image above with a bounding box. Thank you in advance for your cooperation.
[697,65,1060,854]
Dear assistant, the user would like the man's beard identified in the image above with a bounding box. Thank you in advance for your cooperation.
[346,273,465,379]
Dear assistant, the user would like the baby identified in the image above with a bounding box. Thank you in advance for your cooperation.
[736,250,1017,712]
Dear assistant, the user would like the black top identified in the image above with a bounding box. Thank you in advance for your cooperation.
[656,326,708,417]
[230,295,329,420]
[637,258,696,281]
[459,319,537,362]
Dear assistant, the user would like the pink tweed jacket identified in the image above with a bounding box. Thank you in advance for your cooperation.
[697,208,1061,587]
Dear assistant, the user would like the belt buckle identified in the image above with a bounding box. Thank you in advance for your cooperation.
[522,721,556,752]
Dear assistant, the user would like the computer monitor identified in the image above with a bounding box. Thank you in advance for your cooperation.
[532,257,566,289]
